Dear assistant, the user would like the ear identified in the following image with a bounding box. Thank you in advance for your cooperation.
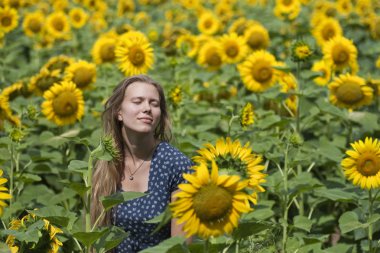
[117,112,123,121]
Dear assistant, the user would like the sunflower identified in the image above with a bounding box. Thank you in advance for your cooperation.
[278,71,298,115]
[291,40,313,62]
[89,11,107,33]
[41,80,84,126]
[336,0,353,16]
[273,0,301,21]
[0,6,18,33]
[243,24,270,51]
[311,60,332,86]
[369,15,380,40]
[355,0,373,18]
[176,33,199,58]
[329,73,373,110]
[228,18,258,36]
[64,60,96,90]
[366,78,380,96]
[240,102,255,128]
[170,160,252,238]
[69,7,88,29]
[0,169,11,216]
[29,69,62,95]
[115,31,154,76]
[342,137,380,190]
[197,11,221,35]
[133,11,150,26]
[312,17,343,47]
[377,56,380,69]
[91,35,117,64]
[169,85,182,106]
[238,50,279,93]
[46,11,71,40]
[197,39,224,71]
[22,11,44,37]
[219,33,248,64]
[323,36,358,73]
[117,0,135,16]
[193,137,267,203]
[41,55,74,74]
[6,213,63,253]
[215,2,233,23]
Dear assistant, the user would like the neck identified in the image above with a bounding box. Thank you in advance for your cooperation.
[121,128,157,160]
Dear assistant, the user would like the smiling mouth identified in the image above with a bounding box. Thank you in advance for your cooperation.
[139,118,153,124]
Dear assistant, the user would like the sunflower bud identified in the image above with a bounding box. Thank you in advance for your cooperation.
[26,105,38,120]
[291,41,313,62]
[169,86,182,106]
[289,132,304,147]
[240,102,255,128]
[9,127,25,142]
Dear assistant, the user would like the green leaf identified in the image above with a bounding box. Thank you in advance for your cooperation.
[0,242,11,253]
[232,221,272,239]
[1,220,45,243]
[28,205,77,229]
[293,215,313,232]
[93,226,129,253]
[68,160,88,174]
[146,206,172,235]
[64,181,91,196]
[348,112,379,133]
[101,191,146,211]
[339,211,364,233]
[73,228,109,248]
[314,188,358,203]
[139,236,186,253]
[322,243,354,253]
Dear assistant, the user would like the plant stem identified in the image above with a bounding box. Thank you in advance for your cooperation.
[204,239,209,253]
[282,143,290,253]
[86,154,94,232]
[368,189,373,253]
[295,62,301,134]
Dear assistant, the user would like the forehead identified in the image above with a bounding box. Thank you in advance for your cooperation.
[124,81,160,99]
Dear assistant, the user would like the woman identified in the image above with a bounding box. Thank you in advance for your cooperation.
[91,75,192,252]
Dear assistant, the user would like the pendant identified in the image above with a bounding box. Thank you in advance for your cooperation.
[129,176,134,180]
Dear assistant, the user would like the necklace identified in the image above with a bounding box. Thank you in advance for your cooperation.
[126,145,156,180]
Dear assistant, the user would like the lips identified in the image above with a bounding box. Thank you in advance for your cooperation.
[138,117,153,124]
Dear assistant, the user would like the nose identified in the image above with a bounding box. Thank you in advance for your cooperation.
[142,100,151,113]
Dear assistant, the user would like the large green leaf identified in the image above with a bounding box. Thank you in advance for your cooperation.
[314,188,358,203]
[232,221,272,240]
[28,205,77,229]
[293,215,313,232]
[339,211,364,234]
[92,226,129,253]
[139,236,186,253]
[73,228,109,248]
[101,191,146,211]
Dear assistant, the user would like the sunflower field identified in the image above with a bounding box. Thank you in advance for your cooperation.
[0,0,380,252]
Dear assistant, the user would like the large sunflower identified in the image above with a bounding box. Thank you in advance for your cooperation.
[0,169,11,216]
[273,0,301,20]
[41,80,84,126]
[329,73,373,110]
[64,60,96,90]
[197,39,224,71]
[197,11,221,35]
[6,213,63,253]
[336,0,353,16]
[312,17,343,47]
[238,50,279,92]
[22,11,44,37]
[342,137,380,190]
[91,35,117,64]
[323,36,358,73]
[170,160,252,238]
[46,11,71,40]
[219,33,248,64]
[69,7,89,29]
[244,24,270,51]
[311,60,332,86]
[115,31,154,76]
[176,33,199,58]
[29,69,62,96]
[193,137,267,204]
[0,6,18,33]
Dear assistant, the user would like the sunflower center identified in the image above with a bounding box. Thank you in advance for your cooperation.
[322,26,336,41]
[129,46,145,66]
[204,19,213,29]
[47,61,70,72]
[282,0,293,6]
[193,184,232,222]
[357,153,380,176]
[38,76,61,92]
[206,51,222,67]
[226,43,238,57]
[332,47,349,65]
[52,91,78,117]
[335,81,363,104]
[29,19,42,33]
[52,18,64,31]
[1,16,11,27]
[247,32,265,49]
[73,13,82,22]
[252,62,273,83]
[100,43,115,62]
[73,68,92,88]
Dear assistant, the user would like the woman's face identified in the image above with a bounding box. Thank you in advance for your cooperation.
[117,82,161,136]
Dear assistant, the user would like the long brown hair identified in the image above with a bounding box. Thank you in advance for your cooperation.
[91,75,172,227]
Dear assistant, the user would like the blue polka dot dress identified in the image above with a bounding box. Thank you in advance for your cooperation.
[113,142,193,253]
